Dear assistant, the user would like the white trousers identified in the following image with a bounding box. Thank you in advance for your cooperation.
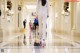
[38,12,47,39]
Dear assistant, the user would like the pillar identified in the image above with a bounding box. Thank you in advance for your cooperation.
[0,0,3,43]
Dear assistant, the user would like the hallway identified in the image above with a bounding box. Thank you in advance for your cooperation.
[0,0,80,53]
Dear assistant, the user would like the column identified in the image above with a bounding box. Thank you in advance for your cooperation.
[0,0,3,43]
[11,0,18,30]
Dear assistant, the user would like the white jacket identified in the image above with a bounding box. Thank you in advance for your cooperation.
[37,0,49,16]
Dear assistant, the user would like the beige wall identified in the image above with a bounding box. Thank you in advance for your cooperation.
[52,0,80,43]
[0,0,3,43]
[52,0,77,34]
[53,0,62,30]
[75,2,80,32]
[11,0,18,29]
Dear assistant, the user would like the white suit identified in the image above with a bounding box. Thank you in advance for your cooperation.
[37,0,49,39]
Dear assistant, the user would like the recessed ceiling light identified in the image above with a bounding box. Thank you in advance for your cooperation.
[26,5,36,9]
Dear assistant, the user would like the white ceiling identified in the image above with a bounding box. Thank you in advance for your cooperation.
[22,0,54,4]
[24,0,53,2]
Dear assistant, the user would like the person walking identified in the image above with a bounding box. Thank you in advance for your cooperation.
[34,16,39,35]
[23,19,26,29]
[37,0,49,39]
[29,20,32,31]
[29,20,33,44]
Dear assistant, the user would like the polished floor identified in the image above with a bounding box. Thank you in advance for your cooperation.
[0,22,80,53]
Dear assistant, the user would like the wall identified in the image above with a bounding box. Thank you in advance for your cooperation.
[75,2,80,32]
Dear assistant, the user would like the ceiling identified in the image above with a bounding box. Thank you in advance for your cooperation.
[24,0,54,2]
[22,0,54,4]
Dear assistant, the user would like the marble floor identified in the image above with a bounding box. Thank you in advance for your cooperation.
[0,20,80,53]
